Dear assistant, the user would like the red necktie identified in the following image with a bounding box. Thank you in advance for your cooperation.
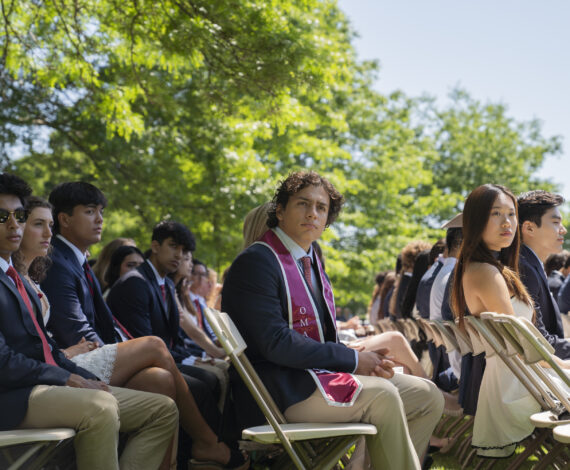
[6,266,57,366]
[301,256,313,290]
[193,299,203,328]
[160,284,166,302]
[83,260,95,296]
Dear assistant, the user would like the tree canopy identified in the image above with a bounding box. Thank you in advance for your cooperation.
[1,0,562,311]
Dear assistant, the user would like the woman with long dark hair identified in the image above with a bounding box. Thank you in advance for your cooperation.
[450,184,541,458]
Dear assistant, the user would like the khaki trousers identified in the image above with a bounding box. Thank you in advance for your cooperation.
[284,373,444,470]
[19,385,178,470]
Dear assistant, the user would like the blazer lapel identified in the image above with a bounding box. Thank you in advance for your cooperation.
[0,271,40,338]
[140,262,168,317]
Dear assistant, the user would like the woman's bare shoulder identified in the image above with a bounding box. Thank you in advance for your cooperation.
[464,262,504,289]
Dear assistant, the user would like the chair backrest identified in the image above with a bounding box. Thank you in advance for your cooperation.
[202,307,286,424]
[430,320,458,353]
[483,312,570,392]
[443,320,474,356]
[473,313,557,411]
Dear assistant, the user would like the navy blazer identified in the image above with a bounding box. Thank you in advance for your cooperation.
[519,244,570,359]
[42,237,117,347]
[222,243,356,426]
[416,261,443,319]
[0,269,96,430]
[107,261,188,362]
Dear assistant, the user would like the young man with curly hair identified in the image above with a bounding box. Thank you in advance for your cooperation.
[223,171,443,469]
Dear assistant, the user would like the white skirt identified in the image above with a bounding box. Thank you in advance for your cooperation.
[71,343,118,384]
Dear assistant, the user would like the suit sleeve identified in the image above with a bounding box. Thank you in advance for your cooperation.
[520,260,570,360]
[108,277,187,362]
[108,276,154,337]
[222,248,356,372]
[0,328,72,388]
[42,261,103,347]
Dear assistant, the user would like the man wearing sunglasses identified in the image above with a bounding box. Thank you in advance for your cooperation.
[0,173,178,469]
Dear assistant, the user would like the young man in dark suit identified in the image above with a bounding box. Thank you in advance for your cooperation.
[518,190,570,359]
[107,221,220,395]
[0,173,178,470]
[222,171,443,470]
[41,182,245,469]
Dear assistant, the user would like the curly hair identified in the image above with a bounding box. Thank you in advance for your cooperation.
[267,171,344,228]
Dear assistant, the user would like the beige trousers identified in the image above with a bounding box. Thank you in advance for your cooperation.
[284,373,444,470]
[19,385,178,470]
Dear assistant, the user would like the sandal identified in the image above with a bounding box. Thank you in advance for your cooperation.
[188,448,250,470]
[428,437,455,455]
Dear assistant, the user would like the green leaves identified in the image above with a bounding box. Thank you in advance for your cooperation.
[1,1,560,312]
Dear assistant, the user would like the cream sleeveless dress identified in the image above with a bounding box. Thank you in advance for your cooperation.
[472,298,541,457]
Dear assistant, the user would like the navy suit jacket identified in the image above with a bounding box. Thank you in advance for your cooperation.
[416,261,443,319]
[222,242,356,427]
[519,244,570,359]
[42,237,117,347]
[0,268,95,430]
[107,261,189,362]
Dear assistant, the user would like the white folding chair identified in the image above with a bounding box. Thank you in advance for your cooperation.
[0,428,75,470]
[203,307,377,470]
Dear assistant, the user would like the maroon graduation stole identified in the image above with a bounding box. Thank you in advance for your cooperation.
[256,229,361,406]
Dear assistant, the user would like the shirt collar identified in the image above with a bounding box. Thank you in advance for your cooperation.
[146,258,165,286]
[189,291,205,303]
[57,234,87,265]
[0,256,12,273]
[274,227,314,262]
[443,256,457,266]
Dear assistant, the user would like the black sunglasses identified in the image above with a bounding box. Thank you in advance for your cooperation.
[0,208,29,224]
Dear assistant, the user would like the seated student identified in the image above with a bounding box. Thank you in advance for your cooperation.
[517,190,570,359]
[223,171,443,469]
[189,259,220,342]
[169,252,229,409]
[103,245,145,294]
[0,174,178,470]
[545,251,568,299]
[39,183,245,469]
[92,237,136,292]
[390,241,431,318]
[559,255,570,314]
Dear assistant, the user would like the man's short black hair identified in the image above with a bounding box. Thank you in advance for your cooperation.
[267,171,344,228]
[0,173,32,206]
[152,221,196,252]
[192,259,207,274]
[49,182,107,234]
[446,228,463,252]
[517,190,564,228]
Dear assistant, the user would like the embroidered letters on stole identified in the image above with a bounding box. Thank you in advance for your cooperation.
[256,229,362,406]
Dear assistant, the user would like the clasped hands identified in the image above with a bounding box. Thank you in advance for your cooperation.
[352,346,395,379]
